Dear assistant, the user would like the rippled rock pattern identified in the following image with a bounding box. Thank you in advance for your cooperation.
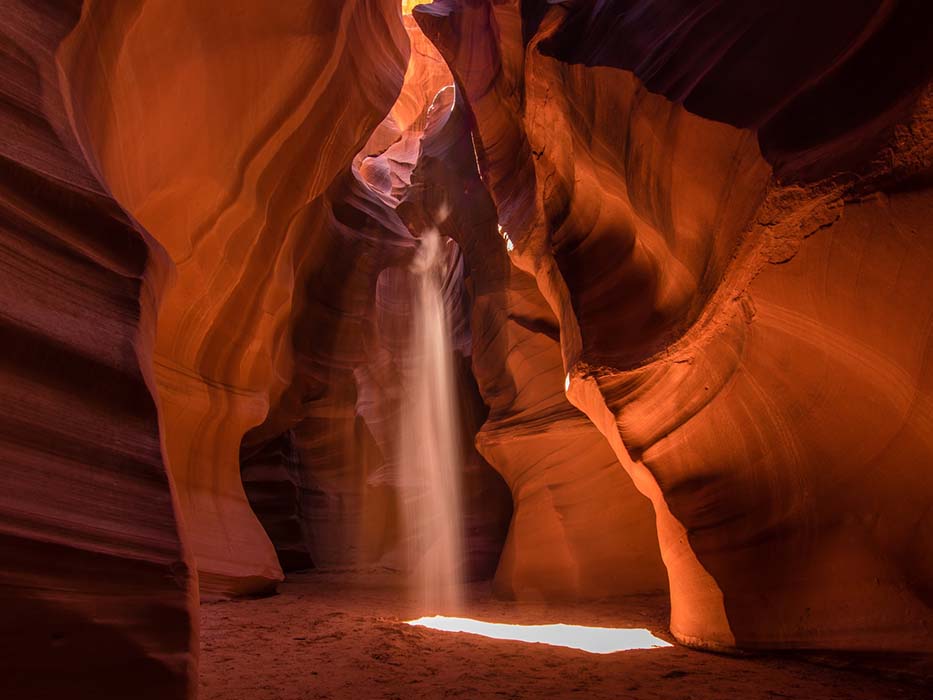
[414,0,933,650]
[60,0,411,597]
[0,1,194,698]
[2,1,932,697]
[400,86,668,599]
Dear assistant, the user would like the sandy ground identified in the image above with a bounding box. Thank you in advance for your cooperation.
[199,571,930,699]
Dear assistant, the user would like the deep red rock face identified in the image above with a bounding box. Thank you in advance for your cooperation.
[240,432,314,573]
[415,0,933,650]
[0,1,194,698]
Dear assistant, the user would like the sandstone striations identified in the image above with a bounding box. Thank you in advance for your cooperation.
[415,0,933,650]
[239,13,511,579]
[58,0,411,596]
[2,2,933,698]
[0,1,194,698]
[400,85,669,599]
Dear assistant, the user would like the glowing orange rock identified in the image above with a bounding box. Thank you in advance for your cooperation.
[60,0,411,597]
[416,0,933,651]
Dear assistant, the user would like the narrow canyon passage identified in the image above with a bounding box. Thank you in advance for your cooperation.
[1,1,932,699]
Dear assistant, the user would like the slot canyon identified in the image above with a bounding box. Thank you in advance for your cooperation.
[1,0,932,697]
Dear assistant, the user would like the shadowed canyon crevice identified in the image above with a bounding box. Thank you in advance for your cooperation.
[1,1,932,698]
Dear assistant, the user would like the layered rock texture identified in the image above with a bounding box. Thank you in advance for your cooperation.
[2,0,933,698]
[399,86,668,599]
[240,14,512,579]
[0,2,194,698]
[413,0,933,650]
[59,0,412,597]
[1,0,414,697]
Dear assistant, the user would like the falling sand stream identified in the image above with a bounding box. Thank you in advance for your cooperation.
[398,227,464,614]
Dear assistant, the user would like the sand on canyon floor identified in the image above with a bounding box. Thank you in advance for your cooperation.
[199,571,930,700]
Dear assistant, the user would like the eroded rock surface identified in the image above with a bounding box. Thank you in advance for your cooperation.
[3,4,933,699]
[400,86,668,599]
[240,14,512,581]
[59,0,411,596]
[415,0,933,650]
[0,1,194,697]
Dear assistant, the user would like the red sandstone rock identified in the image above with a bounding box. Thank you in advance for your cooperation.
[415,0,933,650]
[3,3,933,699]
[240,432,314,572]
[241,19,511,580]
[59,0,411,597]
[400,86,669,599]
[0,2,194,698]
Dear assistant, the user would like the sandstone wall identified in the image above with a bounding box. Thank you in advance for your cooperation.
[415,0,933,650]
[0,1,195,697]
[59,0,411,596]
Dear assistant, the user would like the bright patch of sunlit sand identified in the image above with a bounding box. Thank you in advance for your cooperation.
[405,616,672,653]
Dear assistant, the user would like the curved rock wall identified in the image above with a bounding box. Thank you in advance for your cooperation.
[5,4,933,695]
[0,1,194,697]
[243,19,512,578]
[240,431,314,572]
[58,0,411,596]
[400,87,668,599]
[415,0,933,650]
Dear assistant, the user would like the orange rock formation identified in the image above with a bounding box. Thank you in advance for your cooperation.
[414,0,933,650]
[1,1,932,698]
[60,0,411,597]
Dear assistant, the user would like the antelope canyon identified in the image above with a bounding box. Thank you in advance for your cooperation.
[1,1,931,698]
